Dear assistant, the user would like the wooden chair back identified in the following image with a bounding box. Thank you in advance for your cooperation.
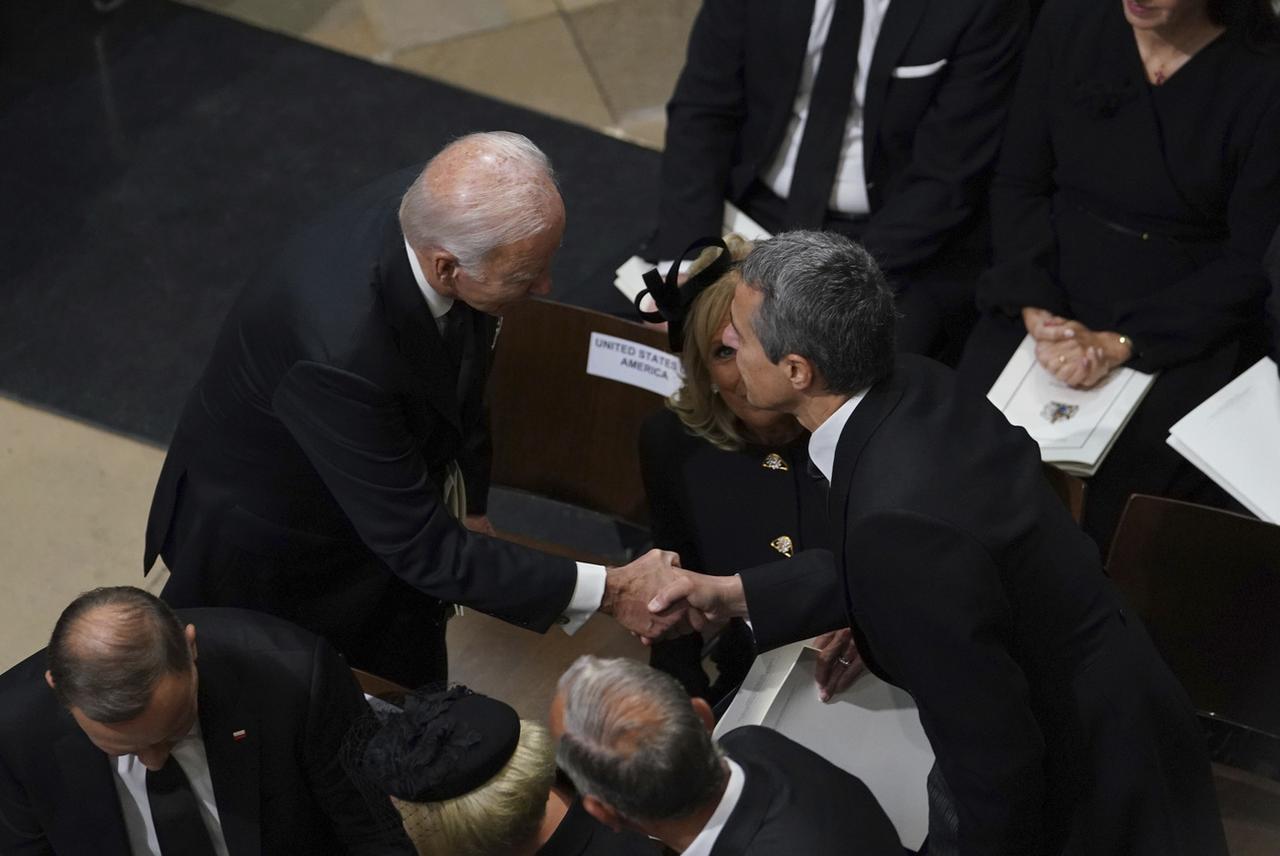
[487,299,671,529]
[1042,464,1086,524]
[1106,495,1280,739]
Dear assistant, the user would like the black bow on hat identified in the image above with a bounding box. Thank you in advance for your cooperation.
[634,236,734,352]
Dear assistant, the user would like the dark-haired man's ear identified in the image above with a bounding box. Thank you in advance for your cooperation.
[44,670,55,691]
[185,624,198,662]
[783,354,815,392]
[582,795,625,833]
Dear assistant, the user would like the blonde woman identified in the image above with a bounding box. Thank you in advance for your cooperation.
[636,236,855,706]
[347,686,658,856]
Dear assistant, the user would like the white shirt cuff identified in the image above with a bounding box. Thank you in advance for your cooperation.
[561,562,606,635]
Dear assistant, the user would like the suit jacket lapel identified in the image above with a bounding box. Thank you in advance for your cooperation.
[199,657,262,856]
[760,0,819,164]
[828,366,906,680]
[863,0,929,174]
[53,730,132,854]
[374,218,463,432]
[708,755,774,856]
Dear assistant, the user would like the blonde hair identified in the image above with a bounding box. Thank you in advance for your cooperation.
[396,720,556,856]
[667,233,755,451]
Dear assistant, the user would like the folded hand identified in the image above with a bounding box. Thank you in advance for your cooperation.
[812,628,864,702]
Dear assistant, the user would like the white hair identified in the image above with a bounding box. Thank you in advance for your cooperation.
[399,131,560,270]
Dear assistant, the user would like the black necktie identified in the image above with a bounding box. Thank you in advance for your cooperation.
[441,303,470,369]
[146,755,217,856]
[786,0,865,228]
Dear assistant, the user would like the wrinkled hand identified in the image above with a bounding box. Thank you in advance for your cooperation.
[601,549,691,639]
[642,570,749,645]
[812,628,864,702]
[1032,320,1132,389]
[463,514,497,537]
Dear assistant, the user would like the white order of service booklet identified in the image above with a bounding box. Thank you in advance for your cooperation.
[614,201,772,308]
[715,641,934,850]
[987,335,1156,477]
[1166,356,1280,523]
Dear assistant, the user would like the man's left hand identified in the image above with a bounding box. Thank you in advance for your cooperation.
[463,514,497,536]
[812,628,864,702]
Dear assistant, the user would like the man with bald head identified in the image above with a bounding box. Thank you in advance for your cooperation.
[0,586,413,855]
[144,132,682,687]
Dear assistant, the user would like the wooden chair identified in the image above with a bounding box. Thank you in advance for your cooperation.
[1042,464,1086,524]
[1107,495,1280,853]
[485,298,671,561]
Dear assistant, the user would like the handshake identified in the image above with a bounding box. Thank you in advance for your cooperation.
[599,548,747,644]
[600,549,864,701]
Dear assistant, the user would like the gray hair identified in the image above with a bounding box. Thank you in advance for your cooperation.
[399,131,561,271]
[46,587,191,723]
[737,230,897,395]
[555,656,725,823]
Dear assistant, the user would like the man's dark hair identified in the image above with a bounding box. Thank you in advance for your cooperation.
[46,586,192,723]
[737,230,897,395]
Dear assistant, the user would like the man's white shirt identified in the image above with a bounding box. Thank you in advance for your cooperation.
[808,391,869,483]
[404,241,604,632]
[762,0,894,216]
[112,721,230,856]
[682,758,747,856]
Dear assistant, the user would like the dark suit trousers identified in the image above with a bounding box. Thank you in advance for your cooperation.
[739,181,979,362]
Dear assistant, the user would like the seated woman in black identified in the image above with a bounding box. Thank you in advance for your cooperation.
[635,235,859,706]
[958,0,1280,549]
[343,686,659,856]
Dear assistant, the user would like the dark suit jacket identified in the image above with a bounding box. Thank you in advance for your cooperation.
[711,726,902,856]
[0,608,414,856]
[537,797,661,856]
[144,169,576,677]
[652,0,1027,274]
[739,357,1226,855]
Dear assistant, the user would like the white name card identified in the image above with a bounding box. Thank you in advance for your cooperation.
[585,332,682,397]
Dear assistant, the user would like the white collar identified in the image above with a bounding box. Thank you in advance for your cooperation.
[681,758,746,856]
[404,238,454,320]
[806,391,868,483]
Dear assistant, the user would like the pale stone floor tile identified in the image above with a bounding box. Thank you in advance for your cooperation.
[0,398,165,672]
[305,0,382,60]
[610,104,668,149]
[554,0,616,11]
[566,0,698,121]
[361,0,558,54]
[393,14,613,130]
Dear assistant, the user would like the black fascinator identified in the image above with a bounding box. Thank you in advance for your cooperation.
[635,236,734,352]
[343,685,521,805]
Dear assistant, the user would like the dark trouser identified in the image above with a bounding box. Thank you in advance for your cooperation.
[738,181,981,365]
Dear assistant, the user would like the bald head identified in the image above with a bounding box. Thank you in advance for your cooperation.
[400,131,563,270]
[46,587,192,723]
[552,656,724,824]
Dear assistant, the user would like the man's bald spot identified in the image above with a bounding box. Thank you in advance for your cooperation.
[60,602,185,667]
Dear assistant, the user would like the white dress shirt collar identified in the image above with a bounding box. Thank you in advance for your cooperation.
[682,758,746,856]
[404,238,454,321]
[807,391,868,483]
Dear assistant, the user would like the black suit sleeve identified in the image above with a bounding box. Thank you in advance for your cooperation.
[303,637,415,855]
[851,509,1044,855]
[637,416,701,567]
[458,404,493,516]
[0,759,51,856]
[651,0,748,259]
[976,7,1069,319]
[738,549,848,652]
[273,360,576,630]
[862,0,1027,274]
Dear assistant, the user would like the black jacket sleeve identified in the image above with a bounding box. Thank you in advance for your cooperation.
[738,549,847,652]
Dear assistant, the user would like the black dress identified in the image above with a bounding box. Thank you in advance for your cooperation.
[958,0,1280,548]
[638,409,829,702]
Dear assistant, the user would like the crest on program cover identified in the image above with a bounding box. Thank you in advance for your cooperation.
[770,535,795,558]
[1041,401,1078,424]
[761,452,789,471]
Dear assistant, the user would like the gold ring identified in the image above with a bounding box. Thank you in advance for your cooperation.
[837,656,852,667]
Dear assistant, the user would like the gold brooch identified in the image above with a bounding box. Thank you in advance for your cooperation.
[770,535,794,558]
[762,453,788,471]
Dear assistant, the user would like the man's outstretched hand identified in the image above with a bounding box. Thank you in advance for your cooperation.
[601,549,694,639]
[641,570,750,645]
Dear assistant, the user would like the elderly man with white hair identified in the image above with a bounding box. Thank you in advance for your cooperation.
[144,132,683,687]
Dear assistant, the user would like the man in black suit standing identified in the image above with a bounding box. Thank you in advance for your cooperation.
[651,0,1027,356]
[0,586,413,855]
[145,132,683,687]
[648,232,1228,855]
[551,655,903,855]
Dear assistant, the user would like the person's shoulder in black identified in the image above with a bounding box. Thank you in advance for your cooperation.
[537,796,662,856]
[715,726,903,856]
